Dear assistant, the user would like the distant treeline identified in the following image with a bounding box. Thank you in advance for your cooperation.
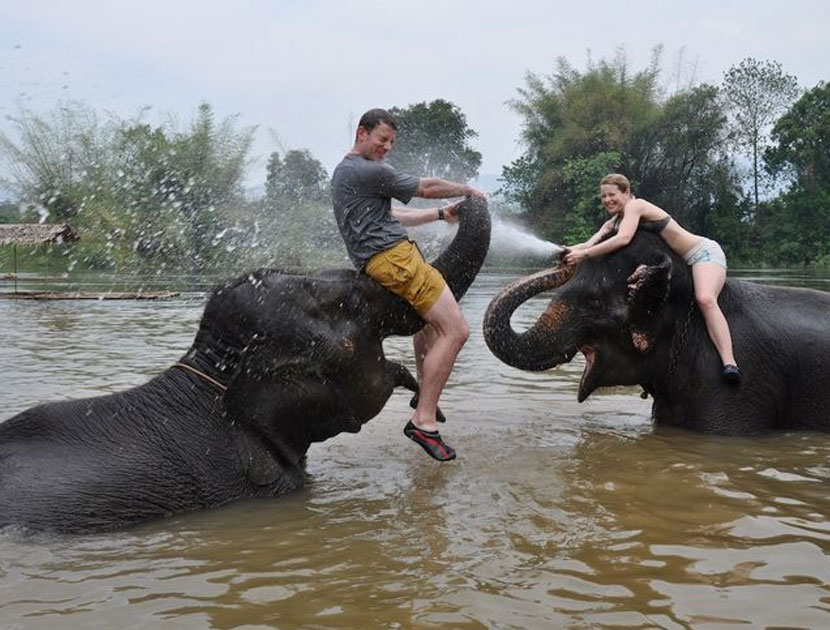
[1,49,828,273]
[499,51,829,268]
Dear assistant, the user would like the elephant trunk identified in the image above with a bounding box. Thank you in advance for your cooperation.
[483,263,575,370]
[430,196,491,303]
[379,196,491,337]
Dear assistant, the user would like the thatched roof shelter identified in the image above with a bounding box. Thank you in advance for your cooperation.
[0,222,179,300]
[0,223,80,246]
[1,223,80,291]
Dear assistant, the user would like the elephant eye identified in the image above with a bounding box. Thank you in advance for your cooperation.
[587,295,606,310]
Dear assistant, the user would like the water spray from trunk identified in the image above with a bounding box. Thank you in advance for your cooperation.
[489,217,561,260]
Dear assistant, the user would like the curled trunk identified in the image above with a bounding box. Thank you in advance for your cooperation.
[380,196,491,336]
[431,196,491,303]
[482,263,574,370]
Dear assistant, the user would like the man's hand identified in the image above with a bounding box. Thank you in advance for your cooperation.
[465,186,486,200]
[442,200,463,223]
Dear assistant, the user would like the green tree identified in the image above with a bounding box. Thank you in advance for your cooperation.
[721,58,800,215]
[498,154,545,216]
[0,200,19,223]
[764,81,830,264]
[0,101,255,271]
[687,158,751,262]
[559,151,624,243]
[173,103,254,267]
[501,49,661,240]
[259,147,338,268]
[386,99,481,182]
[107,103,255,270]
[109,121,191,265]
[265,148,329,211]
[0,102,113,221]
[503,49,743,246]
[766,81,830,193]
[639,84,733,234]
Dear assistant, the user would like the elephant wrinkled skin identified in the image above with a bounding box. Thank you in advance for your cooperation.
[483,230,830,434]
[0,198,490,533]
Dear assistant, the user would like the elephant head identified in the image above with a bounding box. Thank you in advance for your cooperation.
[483,230,692,402]
[181,197,492,465]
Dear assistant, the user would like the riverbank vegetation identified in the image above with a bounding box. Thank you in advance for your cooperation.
[1,50,828,274]
[500,51,827,267]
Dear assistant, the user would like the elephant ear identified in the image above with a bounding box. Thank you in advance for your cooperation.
[626,256,672,353]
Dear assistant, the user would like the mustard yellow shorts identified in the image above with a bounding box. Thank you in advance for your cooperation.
[364,240,447,316]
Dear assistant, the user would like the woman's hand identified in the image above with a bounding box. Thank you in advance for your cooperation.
[562,247,588,266]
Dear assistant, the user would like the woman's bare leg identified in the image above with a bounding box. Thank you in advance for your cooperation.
[692,263,737,367]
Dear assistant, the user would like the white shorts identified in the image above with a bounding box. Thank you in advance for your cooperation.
[682,238,727,269]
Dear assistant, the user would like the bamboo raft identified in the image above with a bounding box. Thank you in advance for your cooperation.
[0,290,180,300]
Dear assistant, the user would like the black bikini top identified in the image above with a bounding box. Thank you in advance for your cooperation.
[613,213,671,234]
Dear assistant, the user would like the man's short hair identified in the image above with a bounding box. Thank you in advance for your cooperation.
[358,108,397,133]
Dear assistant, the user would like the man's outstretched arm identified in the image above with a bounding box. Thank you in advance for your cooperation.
[392,200,464,226]
[416,178,485,200]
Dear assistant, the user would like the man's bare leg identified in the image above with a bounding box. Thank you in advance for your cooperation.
[413,325,433,385]
[410,286,469,432]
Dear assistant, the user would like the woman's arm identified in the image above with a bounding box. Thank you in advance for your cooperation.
[570,218,616,250]
[564,200,645,264]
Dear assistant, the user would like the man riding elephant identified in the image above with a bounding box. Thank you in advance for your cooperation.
[332,107,486,461]
[0,188,491,533]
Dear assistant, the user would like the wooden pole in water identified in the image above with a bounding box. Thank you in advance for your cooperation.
[13,243,17,294]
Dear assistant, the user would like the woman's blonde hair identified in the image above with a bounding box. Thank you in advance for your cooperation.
[600,173,631,194]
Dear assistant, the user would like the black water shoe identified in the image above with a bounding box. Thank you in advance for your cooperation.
[404,420,456,461]
[722,364,742,385]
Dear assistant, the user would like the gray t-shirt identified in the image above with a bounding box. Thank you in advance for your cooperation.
[331,153,420,269]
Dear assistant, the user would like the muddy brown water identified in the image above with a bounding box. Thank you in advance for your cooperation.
[1,270,829,629]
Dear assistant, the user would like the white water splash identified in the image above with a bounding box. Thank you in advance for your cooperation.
[490,217,562,259]
[410,215,562,262]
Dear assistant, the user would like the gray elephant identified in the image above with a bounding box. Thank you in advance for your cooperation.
[483,230,830,434]
[0,198,490,533]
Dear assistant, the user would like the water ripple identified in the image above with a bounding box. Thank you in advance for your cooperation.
[2,272,830,628]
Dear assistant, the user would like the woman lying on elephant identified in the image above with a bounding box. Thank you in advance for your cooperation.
[563,173,741,384]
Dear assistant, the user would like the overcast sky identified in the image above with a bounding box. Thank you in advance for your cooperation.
[1,0,828,191]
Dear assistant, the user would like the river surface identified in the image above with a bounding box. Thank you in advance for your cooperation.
[1,269,829,629]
